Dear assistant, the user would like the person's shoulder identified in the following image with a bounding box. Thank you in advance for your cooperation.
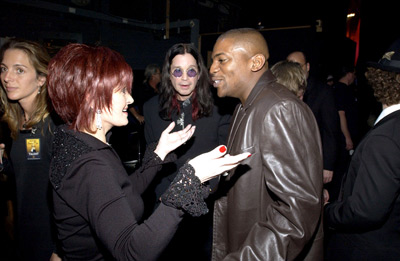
[254,82,305,113]
[333,81,347,90]
[143,95,162,121]
[263,81,298,101]
[314,80,334,98]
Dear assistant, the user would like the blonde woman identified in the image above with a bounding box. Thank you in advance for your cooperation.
[0,38,61,260]
[0,39,62,260]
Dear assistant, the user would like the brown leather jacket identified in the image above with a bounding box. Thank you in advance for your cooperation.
[212,71,324,261]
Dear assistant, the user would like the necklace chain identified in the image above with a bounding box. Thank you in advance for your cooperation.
[22,111,31,129]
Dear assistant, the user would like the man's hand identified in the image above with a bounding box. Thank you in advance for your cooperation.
[345,137,354,151]
[323,169,333,184]
[323,189,330,205]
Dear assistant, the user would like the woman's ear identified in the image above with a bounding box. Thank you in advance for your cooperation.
[85,93,95,110]
[37,75,46,88]
[251,54,266,72]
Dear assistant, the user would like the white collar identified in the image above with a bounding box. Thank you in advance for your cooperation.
[374,103,400,125]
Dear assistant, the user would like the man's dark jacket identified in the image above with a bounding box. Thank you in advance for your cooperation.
[303,76,339,171]
[325,109,400,260]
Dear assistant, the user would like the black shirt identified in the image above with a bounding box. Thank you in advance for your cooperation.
[11,115,58,260]
[50,125,184,260]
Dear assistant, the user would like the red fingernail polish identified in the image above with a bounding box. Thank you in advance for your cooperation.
[247,154,252,158]
[219,146,226,153]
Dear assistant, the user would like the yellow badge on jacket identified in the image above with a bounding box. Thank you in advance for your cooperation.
[26,138,41,160]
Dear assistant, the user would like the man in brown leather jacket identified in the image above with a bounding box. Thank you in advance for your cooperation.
[209,28,324,260]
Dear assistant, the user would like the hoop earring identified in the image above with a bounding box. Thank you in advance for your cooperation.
[95,109,102,130]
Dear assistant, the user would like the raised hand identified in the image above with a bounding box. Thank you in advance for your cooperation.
[189,145,251,183]
[154,121,196,160]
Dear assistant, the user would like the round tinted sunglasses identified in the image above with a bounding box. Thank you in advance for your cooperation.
[171,68,198,78]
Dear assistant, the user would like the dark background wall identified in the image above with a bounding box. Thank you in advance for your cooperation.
[1,0,399,105]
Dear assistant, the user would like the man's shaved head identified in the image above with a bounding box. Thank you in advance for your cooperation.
[210,28,270,103]
[217,28,269,62]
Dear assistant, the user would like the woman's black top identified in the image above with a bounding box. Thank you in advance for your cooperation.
[50,125,208,260]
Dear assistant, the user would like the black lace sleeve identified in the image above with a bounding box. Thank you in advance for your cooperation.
[161,162,211,217]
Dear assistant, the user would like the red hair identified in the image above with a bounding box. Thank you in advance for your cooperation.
[47,43,132,132]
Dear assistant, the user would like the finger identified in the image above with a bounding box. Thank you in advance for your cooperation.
[216,145,227,156]
[181,123,193,133]
[187,126,196,139]
[217,163,240,175]
[222,152,251,164]
[205,152,250,178]
[178,125,193,138]
[199,145,229,161]
[175,124,191,136]
[163,121,176,134]
[180,133,190,144]
[179,126,195,141]
[202,163,241,182]
[207,158,248,180]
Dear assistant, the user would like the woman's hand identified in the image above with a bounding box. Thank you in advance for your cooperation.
[154,122,195,160]
[189,145,251,183]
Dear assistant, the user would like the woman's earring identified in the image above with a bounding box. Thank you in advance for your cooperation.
[95,109,102,130]
[37,86,41,94]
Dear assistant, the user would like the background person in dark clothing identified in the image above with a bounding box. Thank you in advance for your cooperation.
[143,43,231,261]
[130,63,161,125]
[0,143,17,261]
[287,51,340,185]
[331,65,358,202]
[324,38,400,261]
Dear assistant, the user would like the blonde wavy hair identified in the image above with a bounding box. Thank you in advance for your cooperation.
[271,60,307,99]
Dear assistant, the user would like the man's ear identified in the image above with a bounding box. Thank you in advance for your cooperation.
[251,54,266,72]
